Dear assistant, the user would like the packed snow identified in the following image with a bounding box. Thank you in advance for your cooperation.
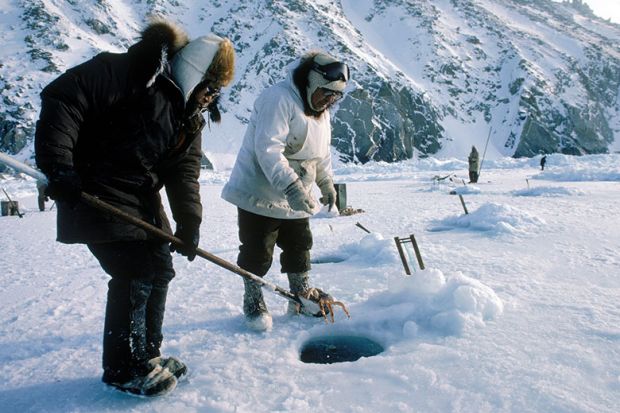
[1,153,619,412]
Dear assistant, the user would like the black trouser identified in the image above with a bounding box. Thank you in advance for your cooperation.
[88,241,175,381]
[469,170,478,183]
[236,208,312,277]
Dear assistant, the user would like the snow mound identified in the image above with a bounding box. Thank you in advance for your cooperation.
[429,202,545,234]
[328,233,400,265]
[512,186,584,197]
[538,169,620,182]
[330,268,503,342]
[449,185,481,195]
[534,155,620,182]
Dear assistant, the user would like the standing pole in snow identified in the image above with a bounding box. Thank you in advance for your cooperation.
[355,222,371,233]
[458,194,469,215]
[478,126,492,180]
[409,234,425,270]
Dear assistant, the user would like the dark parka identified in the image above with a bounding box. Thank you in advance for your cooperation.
[35,22,204,244]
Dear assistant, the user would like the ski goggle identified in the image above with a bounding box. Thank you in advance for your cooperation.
[312,61,350,82]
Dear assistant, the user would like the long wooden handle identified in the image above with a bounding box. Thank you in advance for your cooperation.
[79,193,299,303]
[0,151,298,303]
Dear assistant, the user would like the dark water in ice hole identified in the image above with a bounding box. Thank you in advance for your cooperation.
[300,335,384,364]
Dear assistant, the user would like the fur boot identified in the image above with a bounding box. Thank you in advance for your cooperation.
[243,279,272,331]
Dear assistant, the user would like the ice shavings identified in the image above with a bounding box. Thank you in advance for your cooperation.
[339,268,503,341]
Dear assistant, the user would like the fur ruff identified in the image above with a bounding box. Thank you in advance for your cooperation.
[129,18,190,87]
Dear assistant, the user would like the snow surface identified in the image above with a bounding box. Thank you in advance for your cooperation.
[1,153,619,412]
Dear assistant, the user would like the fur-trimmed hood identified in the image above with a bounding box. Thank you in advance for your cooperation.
[127,18,190,88]
[125,18,234,123]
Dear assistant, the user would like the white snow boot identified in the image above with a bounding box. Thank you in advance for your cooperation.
[243,278,272,332]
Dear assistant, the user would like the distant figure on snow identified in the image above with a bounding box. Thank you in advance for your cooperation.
[540,155,547,171]
[468,145,480,183]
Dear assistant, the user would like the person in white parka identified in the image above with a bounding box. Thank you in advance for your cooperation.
[221,51,349,331]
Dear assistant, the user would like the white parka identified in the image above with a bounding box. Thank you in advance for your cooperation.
[221,71,334,219]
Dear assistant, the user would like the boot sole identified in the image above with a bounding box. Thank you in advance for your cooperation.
[104,377,177,397]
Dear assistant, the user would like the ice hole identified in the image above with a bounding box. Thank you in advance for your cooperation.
[300,335,384,364]
[310,255,347,264]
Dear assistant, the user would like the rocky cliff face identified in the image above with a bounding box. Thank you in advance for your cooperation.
[0,0,618,171]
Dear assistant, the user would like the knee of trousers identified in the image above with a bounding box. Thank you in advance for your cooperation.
[237,250,273,277]
[280,250,311,274]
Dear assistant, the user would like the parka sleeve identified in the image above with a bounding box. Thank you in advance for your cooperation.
[163,127,203,227]
[35,54,126,173]
[253,89,299,193]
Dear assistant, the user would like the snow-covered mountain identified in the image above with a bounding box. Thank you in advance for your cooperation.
[0,0,619,168]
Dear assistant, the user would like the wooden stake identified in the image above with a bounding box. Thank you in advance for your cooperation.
[409,234,425,270]
[394,236,411,275]
[458,194,469,215]
[355,222,371,233]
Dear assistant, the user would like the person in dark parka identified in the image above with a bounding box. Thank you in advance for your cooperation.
[468,145,480,183]
[35,18,235,396]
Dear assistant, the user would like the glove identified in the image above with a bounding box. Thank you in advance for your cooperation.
[284,179,315,214]
[318,177,337,212]
[170,219,200,261]
[45,166,82,206]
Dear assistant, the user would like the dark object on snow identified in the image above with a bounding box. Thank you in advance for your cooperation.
[1,200,20,216]
[355,222,371,233]
[1,188,23,217]
[334,183,347,212]
[458,194,469,215]
[540,155,547,171]
[468,146,480,183]
[200,151,214,170]
[340,207,365,216]
[300,335,384,364]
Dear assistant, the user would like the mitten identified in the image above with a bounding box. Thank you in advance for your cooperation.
[317,177,337,212]
[284,179,315,214]
[45,165,82,206]
[170,219,200,261]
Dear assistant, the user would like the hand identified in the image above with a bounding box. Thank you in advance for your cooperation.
[45,166,82,206]
[170,220,200,261]
[318,177,337,212]
[284,179,315,214]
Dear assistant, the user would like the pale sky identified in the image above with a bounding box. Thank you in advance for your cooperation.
[585,0,620,23]
[556,0,620,23]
